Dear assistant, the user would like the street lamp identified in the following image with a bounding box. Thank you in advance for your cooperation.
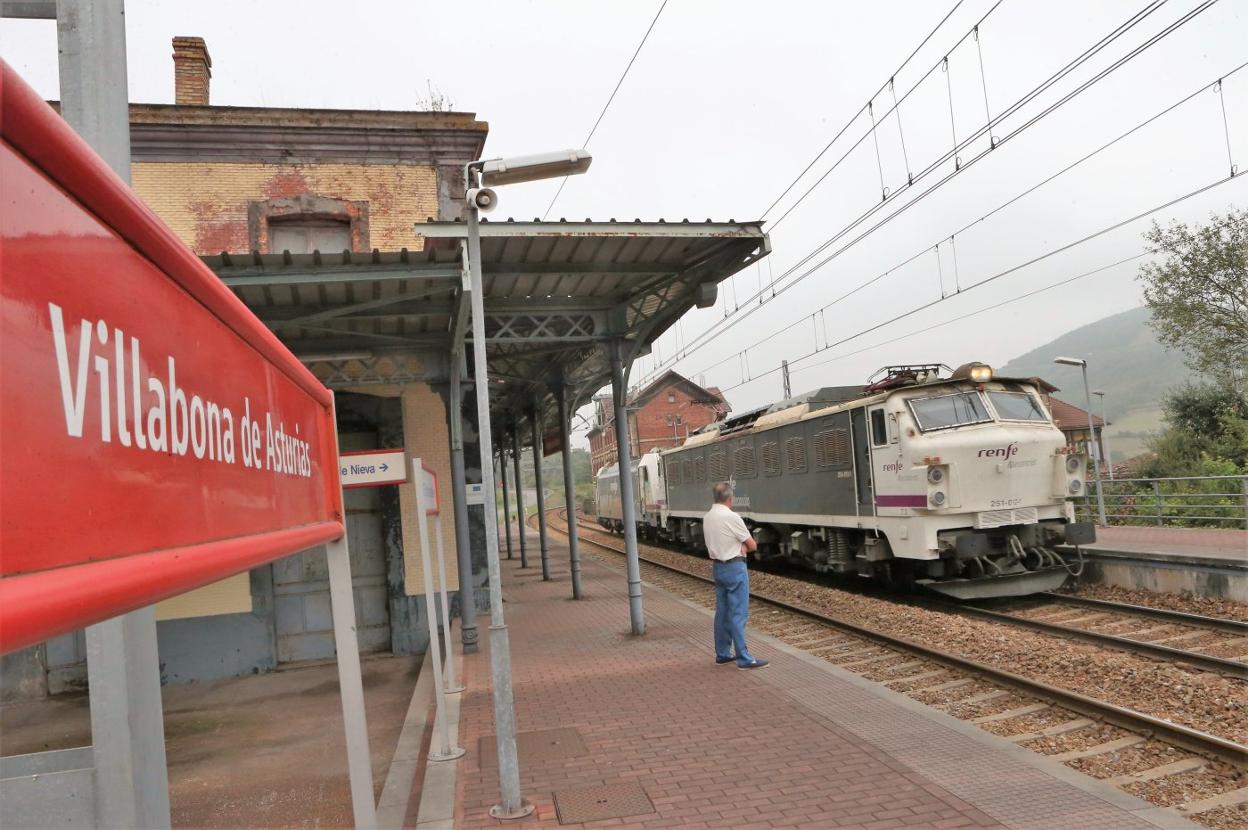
[1093,390,1113,481]
[464,149,592,821]
[1054,357,1108,526]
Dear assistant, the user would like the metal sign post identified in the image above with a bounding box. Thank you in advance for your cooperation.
[433,517,465,694]
[412,459,465,762]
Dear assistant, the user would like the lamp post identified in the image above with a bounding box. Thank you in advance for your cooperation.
[1054,357,1108,526]
[1093,390,1113,481]
[464,149,591,820]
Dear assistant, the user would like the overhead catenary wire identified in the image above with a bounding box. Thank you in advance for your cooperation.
[711,172,1242,396]
[643,1,1214,385]
[797,208,1243,375]
[760,0,974,220]
[542,0,669,219]
[646,0,1176,383]
[683,59,1246,385]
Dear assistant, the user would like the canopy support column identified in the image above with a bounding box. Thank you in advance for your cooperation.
[557,381,584,599]
[447,366,478,653]
[531,403,551,581]
[512,428,528,568]
[609,340,645,635]
[498,449,513,560]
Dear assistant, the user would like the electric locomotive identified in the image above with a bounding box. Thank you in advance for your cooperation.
[595,363,1095,598]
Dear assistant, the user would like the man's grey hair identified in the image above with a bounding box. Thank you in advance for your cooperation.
[712,481,734,504]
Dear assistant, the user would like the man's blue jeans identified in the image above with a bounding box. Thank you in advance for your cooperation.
[713,558,754,666]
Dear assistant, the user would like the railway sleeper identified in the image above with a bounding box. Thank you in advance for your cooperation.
[1005,717,1096,743]
[1105,757,1209,786]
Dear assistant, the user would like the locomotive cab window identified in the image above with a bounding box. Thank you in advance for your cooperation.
[987,391,1048,422]
[870,409,888,446]
[907,392,991,432]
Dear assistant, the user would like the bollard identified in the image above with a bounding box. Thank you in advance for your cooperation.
[412,458,464,762]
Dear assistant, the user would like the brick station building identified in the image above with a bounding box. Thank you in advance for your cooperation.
[587,370,729,476]
[2,36,489,701]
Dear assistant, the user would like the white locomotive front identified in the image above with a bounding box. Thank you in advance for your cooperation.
[853,364,1094,597]
[600,362,1095,598]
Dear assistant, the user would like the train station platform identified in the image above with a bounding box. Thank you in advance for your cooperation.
[418,537,1197,829]
[1075,526,1247,565]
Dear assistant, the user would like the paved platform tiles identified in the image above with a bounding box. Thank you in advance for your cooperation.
[447,540,1195,829]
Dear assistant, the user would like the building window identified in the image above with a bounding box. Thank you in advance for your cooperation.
[269,217,351,254]
[668,391,676,403]
[248,194,370,254]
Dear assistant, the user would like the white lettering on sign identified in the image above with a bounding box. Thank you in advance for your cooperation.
[339,449,407,489]
[49,303,312,477]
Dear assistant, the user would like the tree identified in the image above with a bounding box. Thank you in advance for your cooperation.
[1137,383,1247,477]
[1137,209,1247,381]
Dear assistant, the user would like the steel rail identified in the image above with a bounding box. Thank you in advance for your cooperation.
[946,603,1246,677]
[1040,593,1248,636]
[551,511,1248,767]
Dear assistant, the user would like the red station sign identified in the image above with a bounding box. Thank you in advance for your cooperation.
[0,61,345,654]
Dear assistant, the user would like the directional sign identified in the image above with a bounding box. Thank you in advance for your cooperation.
[340,449,407,489]
[0,62,343,654]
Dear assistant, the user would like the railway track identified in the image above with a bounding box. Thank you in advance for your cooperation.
[941,600,1247,677]
[1038,592,1248,636]
[547,509,1247,772]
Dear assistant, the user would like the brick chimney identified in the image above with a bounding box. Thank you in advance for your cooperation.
[172,37,211,106]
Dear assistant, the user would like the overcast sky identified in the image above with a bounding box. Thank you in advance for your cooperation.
[3,0,1245,442]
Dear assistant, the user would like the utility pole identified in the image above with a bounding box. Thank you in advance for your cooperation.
[781,360,791,399]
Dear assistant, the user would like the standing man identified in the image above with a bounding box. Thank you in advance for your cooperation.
[703,482,767,669]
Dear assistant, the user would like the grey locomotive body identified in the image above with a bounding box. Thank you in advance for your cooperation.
[597,364,1095,598]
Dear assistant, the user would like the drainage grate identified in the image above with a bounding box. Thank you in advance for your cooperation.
[554,782,655,825]
[477,727,587,767]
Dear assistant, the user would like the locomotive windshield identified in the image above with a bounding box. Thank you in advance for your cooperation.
[986,391,1048,422]
[908,391,991,431]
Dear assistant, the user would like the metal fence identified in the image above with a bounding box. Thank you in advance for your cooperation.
[1075,475,1248,529]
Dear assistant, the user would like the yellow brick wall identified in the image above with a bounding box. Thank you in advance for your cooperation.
[156,573,252,621]
[399,383,459,594]
[131,161,438,253]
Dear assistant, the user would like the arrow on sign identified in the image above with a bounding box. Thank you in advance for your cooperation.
[380,463,389,472]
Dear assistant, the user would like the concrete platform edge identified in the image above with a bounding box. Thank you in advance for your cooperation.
[411,650,463,830]
[377,649,434,829]
[654,581,1203,830]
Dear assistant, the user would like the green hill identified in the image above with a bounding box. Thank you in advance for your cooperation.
[996,306,1197,462]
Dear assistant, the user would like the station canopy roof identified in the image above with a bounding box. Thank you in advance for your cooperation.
[201,219,769,442]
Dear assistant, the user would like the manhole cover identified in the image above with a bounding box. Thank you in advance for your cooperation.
[554,782,654,825]
[477,727,587,767]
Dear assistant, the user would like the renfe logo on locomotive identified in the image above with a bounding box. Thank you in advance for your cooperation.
[50,303,313,478]
[977,442,1019,459]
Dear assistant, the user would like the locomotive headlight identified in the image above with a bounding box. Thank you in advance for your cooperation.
[930,490,947,506]
[1068,479,1083,495]
[969,363,993,382]
[1065,455,1081,474]
[927,466,945,484]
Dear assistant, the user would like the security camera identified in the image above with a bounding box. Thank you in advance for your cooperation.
[466,187,498,213]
